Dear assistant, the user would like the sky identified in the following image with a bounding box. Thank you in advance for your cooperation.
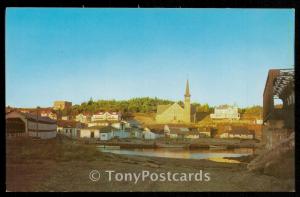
[6,8,295,108]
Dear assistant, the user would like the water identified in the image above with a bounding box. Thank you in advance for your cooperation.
[98,147,254,163]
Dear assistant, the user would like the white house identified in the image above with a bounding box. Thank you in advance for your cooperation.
[255,119,263,125]
[40,110,57,120]
[143,128,164,140]
[62,116,71,121]
[79,127,100,139]
[57,120,82,138]
[184,131,200,139]
[210,104,240,120]
[91,112,121,122]
[99,126,114,141]
[75,113,91,123]
[198,128,211,138]
[6,111,57,139]
[100,131,114,141]
[220,128,254,139]
[143,130,157,140]
[220,132,229,138]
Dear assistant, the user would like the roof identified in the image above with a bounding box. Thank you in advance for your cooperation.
[76,113,91,116]
[156,104,172,115]
[126,119,141,126]
[91,120,119,123]
[99,126,116,133]
[150,128,164,134]
[8,111,57,124]
[168,124,196,128]
[95,111,120,115]
[168,127,189,132]
[57,120,79,128]
[25,113,57,123]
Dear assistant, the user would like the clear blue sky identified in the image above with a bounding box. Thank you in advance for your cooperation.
[6,8,294,108]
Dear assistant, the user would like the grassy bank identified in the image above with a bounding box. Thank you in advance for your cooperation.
[6,135,294,191]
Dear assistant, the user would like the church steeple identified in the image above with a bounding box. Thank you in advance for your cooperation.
[183,79,191,123]
[185,80,191,97]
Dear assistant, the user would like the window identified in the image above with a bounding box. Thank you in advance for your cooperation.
[91,131,94,138]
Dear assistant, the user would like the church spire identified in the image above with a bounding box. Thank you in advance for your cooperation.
[185,80,191,97]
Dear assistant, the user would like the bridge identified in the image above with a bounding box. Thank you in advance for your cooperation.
[262,68,294,149]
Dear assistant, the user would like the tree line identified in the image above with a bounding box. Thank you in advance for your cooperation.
[55,97,261,116]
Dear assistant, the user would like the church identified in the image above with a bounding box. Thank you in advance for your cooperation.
[155,80,192,123]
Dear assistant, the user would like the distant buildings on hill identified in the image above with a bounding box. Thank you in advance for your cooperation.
[91,111,122,122]
[210,104,240,120]
[219,126,255,139]
[53,100,72,110]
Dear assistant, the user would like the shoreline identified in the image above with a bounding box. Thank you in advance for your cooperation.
[6,137,294,192]
[82,138,260,149]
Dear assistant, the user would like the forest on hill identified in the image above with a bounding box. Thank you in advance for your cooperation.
[58,97,262,117]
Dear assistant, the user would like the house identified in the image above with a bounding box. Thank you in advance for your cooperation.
[113,128,130,139]
[143,129,157,140]
[57,120,82,138]
[164,125,189,139]
[198,128,211,138]
[184,131,200,139]
[6,111,57,139]
[143,127,164,140]
[79,126,101,139]
[91,111,121,122]
[99,126,114,141]
[220,127,255,139]
[126,119,142,129]
[39,109,57,120]
[75,113,91,123]
[255,119,263,125]
[198,131,211,138]
[210,104,240,120]
[62,116,71,121]
[131,128,143,139]
[111,121,130,130]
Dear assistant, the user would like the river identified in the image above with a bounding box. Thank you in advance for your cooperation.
[98,147,254,163]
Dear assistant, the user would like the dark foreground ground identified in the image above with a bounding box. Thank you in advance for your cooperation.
[6,136,294,192]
